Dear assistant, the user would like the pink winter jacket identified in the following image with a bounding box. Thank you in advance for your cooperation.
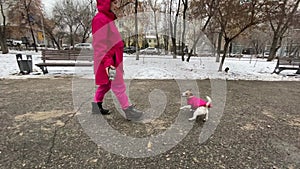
[187,96,211,110]
[92,0,124,85]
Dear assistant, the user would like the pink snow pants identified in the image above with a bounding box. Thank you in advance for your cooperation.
[94,70,130,110]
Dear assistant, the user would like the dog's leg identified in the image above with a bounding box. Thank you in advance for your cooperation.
[203,96,211,122]
[204,108,209,122]
[180,105,191,110]
[189,109,200,121]
[188,112,198,121]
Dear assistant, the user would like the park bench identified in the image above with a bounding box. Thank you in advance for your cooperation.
[273,57,300,74]
[35,49,94,74]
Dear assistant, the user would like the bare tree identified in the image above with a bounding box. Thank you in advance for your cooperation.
[0,0,9,54]
[286,13,300,58]
[23,0,40,52]
[180,0,188,61]
[265,0,300,61]
[56,0,77,46]
[169,0,175,58]
[77,0,96,43]
[36,17,61,49]
[135,0,140,60]
[160,1,169,54]
[215,0,263,71]
[247,27,270,57]
[186,0,217,62]
[148,0,160,49]
[7,0,43,51]
[52,0,84,47]
[168,0,181,58]
[134,0,149,60]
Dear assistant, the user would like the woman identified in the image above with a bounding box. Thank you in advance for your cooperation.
[91,0,143,121]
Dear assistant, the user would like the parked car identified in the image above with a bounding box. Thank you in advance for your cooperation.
[37,43,45,47]
[229,53,243,58]
[263,51,269,58]
[123,46,136,54]
[140,47,160,55]
[242,48,255,55]
[74,43,93,50]
[6,39,13,46]
[257,51,270,58]
[6,39,23,47]
[62,44,70,50]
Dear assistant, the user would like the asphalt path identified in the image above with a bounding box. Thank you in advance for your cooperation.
[1,77,299,168]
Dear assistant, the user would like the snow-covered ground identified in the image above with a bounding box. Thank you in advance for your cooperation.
[0,50,299,81]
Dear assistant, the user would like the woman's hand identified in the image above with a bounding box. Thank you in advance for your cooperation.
[106,65,116,76]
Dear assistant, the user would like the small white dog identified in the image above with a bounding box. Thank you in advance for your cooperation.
[180,89,212,121]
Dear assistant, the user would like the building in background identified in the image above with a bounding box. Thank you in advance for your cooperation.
[0,0,47,48]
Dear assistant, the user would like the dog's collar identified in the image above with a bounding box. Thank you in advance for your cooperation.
[187,96,195,99]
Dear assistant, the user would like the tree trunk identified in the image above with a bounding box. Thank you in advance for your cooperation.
[70,26,74,48]
[163,35,169,54]
[169,0,176,59]
[218,40,229,72]
[24,0,38,52]
[181,0,188,62]
[267,0,300,61]
[0,3,8,54]
[173,0,180,58]
[153,11,160,49]
[186,34,201,62]
[0,35,9,54]
[267,35,280,61]
[186,14,212,62]
[29,23,38,52]
[135,0,139,60]
[216,31,223,62]
[49,34,60,50]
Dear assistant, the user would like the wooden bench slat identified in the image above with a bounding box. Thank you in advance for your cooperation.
[36,63,93,67]
[36,49,94,74]
[41,56,92,60]
[278,63,300,66]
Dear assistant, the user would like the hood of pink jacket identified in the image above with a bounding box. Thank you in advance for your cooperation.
[97,0,115,19]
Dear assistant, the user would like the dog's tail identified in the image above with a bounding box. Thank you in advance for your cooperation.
[206,96,212,107]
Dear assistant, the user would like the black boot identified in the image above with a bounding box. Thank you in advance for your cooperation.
[123,105,143,121]
[92,102,110,115]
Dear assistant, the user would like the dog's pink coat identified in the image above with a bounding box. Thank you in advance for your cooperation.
[187,96,211,109]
